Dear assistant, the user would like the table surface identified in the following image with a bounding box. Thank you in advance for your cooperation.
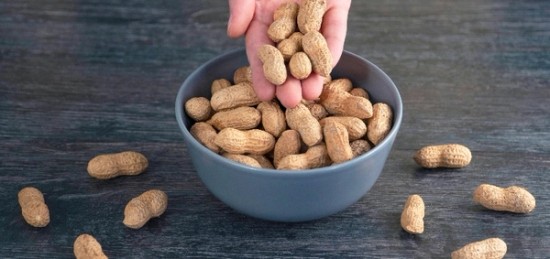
[1,0,549,258]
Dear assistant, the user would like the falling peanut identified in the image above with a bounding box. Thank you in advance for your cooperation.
[473,183,536,213]
[302,31,332,77]
[74,233,108,259]
[123,189,168,229]
[87,151,148,180]
[258,44,287,85]
[413,144,472,169]
[451,237,507,259]
[289,52,313,80]
[18,187,49,227]
[277,32,303,61]
[297,0,327,34]
[268,2,299,42]
[400,194,425,234]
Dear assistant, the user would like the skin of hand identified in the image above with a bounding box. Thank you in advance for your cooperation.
[227,0,351,108]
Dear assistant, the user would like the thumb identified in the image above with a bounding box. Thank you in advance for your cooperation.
[227,0,255,38]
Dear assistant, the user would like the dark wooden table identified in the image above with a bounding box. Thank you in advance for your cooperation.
[1,1,549,258]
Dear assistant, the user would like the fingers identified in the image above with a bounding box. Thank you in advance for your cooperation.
[246,20,277,101]
[301,74,325,100]
[322,0,351,66]
[276,77,303,108]
[227,0,255,38]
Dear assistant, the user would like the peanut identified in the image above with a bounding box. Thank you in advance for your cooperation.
[350,139,372,158]
[286,103,323,147]
[233,66,252,84]
[184,97,212,122]
[451,237,507,259]
[214,128,275,155]
[74,234,108,259]
[306,102,329,120]
[258,44,287,85]
[473,183,536,213]
[320,116,367,141]
[87,151,148,180]
[367,103,393,145]
[277,143,331,170]
[223,153,262,168]
[302,31,332,77]
[289,52,312,80]
[400,194,424,234]
[190,122,220,153]
[273,129,302,168]
[349,87,369,99]
[327,78,353,92]
[323,120,353,163]
[123,189,168,229]
[320,83,373,119]
[297,0,326,34]
[210,82,261,111]
[211,78,231,95]
[18,187,49,227]
[413,144,472,169]
[257,101,286,138]
[249,155,275,169]
[277,32,303,61]
[207,106,261,131]
[268,2,299,42]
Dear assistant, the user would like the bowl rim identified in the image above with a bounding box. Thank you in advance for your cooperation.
[175,48,403,178]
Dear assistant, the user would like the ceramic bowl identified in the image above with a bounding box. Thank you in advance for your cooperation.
[175,48,402,222]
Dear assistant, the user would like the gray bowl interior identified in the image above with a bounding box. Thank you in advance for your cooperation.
[175,48,402,222]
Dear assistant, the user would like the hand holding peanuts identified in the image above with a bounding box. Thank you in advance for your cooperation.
[227,0,352,108]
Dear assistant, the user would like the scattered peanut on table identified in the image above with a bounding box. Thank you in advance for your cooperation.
[473,183,536,213]
[413,144,472,169]
[400,194,425,234]
[18,187,50,227]
[87,151,148,180]
[74,233,108,259]
[451,237,507,259]
[123,189,168,229]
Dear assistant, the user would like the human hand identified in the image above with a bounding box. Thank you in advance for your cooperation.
[227,0,351,108]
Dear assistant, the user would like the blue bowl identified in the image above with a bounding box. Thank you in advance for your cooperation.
[175,49,402,222]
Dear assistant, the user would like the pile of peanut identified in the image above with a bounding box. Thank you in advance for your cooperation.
[185,69,392,170]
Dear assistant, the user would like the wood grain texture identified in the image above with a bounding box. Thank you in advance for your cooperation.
[1,0,549,258]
